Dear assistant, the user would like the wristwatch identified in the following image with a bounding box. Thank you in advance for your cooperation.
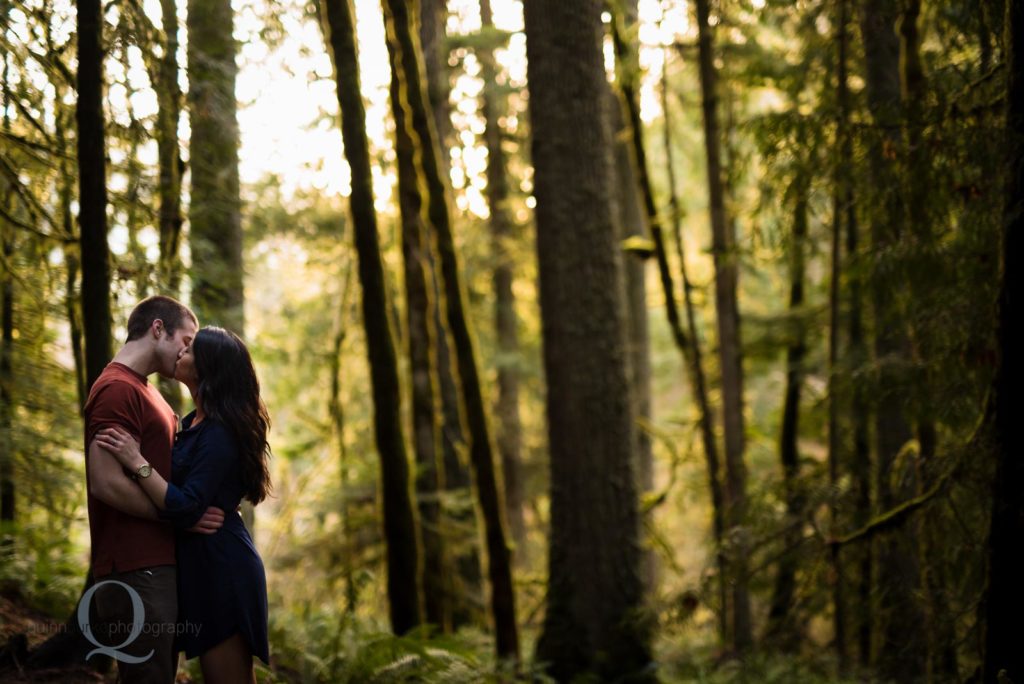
[132,463,153,481]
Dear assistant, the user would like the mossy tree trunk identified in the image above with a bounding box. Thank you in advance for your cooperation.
[320,0,424,635]
[381,0,518,659]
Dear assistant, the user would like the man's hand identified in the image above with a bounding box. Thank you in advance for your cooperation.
[187,506,225,534]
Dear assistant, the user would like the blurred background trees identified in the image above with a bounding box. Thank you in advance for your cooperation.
[0,0,1017,681]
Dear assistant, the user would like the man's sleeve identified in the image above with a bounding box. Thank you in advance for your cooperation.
[85,381,145,449]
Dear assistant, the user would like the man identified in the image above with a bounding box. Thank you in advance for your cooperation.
[84,295,223,683]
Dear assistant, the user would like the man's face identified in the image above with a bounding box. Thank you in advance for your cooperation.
[154,319,197,380]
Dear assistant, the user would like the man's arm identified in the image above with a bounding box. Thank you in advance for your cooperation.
[87,439,160,519]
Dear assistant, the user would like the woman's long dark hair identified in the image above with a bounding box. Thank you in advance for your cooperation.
[192,326,272,505]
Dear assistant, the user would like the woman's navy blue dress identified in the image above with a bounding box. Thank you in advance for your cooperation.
[159,411,270,664]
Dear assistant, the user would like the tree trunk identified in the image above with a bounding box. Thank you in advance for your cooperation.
[0,224,12,551]
[381,0,518,660]
[480,0,527,553]
[419,0,453,173]
[858,0,927,677]
[826,1,851,668]
[320,0,424,635]
[765,172,809,654]
[661,54,728,646]
[608,1,655,593]
[155,0,185,412]
[694,0,752,652]
[981,4,1024,681]
[417,0,481,627]
[384,19,452,633]
[525,0,652,680]
[187,0,244,336]
[76,0,113,391]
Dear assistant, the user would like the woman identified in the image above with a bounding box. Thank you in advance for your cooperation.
[96,326,272,683]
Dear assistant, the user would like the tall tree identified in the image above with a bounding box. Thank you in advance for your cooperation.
[155,0,184,297]
[661,50,727,645]
[384,14,451,632]
[479,0,527,553]
[381,0,519,659]
[320,0,424,635]
[77,0,113,391]
[765,169,809,653]
[525,0,652,680]
[187,0,243,334]
[694,0,752,652]
[858,0,927,676]
[982,3,1024,681]
[608,0,655,590]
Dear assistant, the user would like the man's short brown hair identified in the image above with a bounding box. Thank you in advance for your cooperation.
[125,296,198,342]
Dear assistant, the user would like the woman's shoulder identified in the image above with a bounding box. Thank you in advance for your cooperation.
[196,418,239,452]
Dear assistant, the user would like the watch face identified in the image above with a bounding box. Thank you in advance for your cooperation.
[138,464,153,479]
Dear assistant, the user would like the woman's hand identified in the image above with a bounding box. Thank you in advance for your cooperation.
[95,426,145,470]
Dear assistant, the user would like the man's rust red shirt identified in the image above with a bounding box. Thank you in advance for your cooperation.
[84,362,176,576]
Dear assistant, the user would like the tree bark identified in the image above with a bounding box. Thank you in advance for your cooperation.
[480,0,527,553]
[858,0,927,677]
[384,18,452,633]
[765,172,809,654]
[694,0,752,652]
[661,53,728,646]
[381,0,519,660]
[525,0,652,680]
[76,0,113,391]
[187,0,244,335]
[982,4,1024,681]
[608,0,655,592]
[320,0,424,635]
[419,0,453,174]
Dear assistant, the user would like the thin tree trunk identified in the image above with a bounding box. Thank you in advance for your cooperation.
[981,4,1024,681]
[419,0,453,174]
[330,267,357,614]
[77,0,113,391]
[420,0,482,627]
[0,224,12,551]
[525,0,652,680]
[384,19,452,633]
[155,0,184,412]
[608,0,655,592]
[661,53,728,646]
[320,0,424,635]
[858,0,927,677]
[480,0,526,553]
[694,0,752,652]
[827,1,851,669]
[765,172,809,654]
[381,0,518,660]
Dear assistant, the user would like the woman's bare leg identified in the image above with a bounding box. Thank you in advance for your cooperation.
[199,633,256,684]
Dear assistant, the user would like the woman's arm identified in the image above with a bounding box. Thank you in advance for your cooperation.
[94,425,230,532]
[94,426,169,506]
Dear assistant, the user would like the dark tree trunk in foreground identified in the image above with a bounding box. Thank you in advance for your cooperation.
[982,4,1024,682]
[858,1,927,677]
[419,0,453,173]
[661,55,728,645]
[187,0,243,335]
[694,0,752,652]
[320,0,424,635]
[480,0,527,552]
[77,0,112,391]
[385,19,451,633]
[382,0,519,660]
[609,1,655,591]
[766,172,809,653]
[525,1,652,680]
